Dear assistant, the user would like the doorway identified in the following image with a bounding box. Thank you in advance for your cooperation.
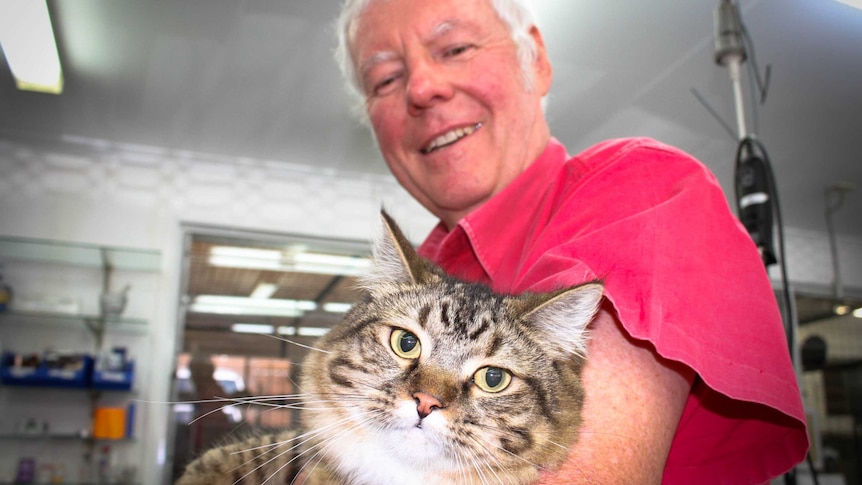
[168,224,370,481]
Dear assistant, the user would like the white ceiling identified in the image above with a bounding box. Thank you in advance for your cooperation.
[0,0,860,239]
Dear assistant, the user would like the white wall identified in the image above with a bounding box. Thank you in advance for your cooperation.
[773,227,862,296]
[0,136,436,484]
[0,135,860,483]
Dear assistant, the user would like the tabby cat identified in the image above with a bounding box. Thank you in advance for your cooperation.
[177,212,603,485]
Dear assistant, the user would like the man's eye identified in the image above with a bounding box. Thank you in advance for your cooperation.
[377,77,395,90]
[444,44,473,58]
[372,74,401,96]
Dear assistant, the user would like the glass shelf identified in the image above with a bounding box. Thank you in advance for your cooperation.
[0,236,161,272]
[0,384,137,395]
[0,481,138,485]
[0,310,148,334]
[0,433,136,442]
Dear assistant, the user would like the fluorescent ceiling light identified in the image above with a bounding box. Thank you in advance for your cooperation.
[323,302,353,313]
[0,0,64,94]
[209,245,371,276]
[231,323,274,334]
[277,326,330,337]
[835,0,862,10]
[293,252,373,276]
[834,304,851,316]
[298,326,330,337]
[209,247,283,271]
[854,307,862,318]
[190,295,317,317]
[250,283,278,299]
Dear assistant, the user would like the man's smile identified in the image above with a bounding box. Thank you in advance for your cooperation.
[420,123,483,154]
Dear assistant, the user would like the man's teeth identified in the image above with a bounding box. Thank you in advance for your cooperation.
[422,123,482,154]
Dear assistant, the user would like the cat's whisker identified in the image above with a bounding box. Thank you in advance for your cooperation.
[251,331,332,354]
[205,392,376,414]
[186,398,241,425]
[293,445,328,485]
[450,432,493,485]
[136,397,241,406]
[257,438,326,485]
[470,452,497,485]
[300,409,385,453]
[308,400,375,408]
[226,448,286,485]
[292,411,386,481]
[224,412,383,485]
[462,449,490,485]
[469,432,594,485]
[545,439,568,450]
[476,425,593,485]
[238,409,381,459]
[465,421,548,473]
[455,449,473,485]
[192,431,302,485]
[469,427,538,467]
[463,434,516,485]
[179,397,281,427]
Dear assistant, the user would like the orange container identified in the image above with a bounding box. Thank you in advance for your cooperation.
[92,407,126,439]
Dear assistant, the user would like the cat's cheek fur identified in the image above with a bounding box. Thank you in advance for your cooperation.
[392,398,422,427]
[389,416,453,464]
[388,399,454,455]
[322,420,457,485]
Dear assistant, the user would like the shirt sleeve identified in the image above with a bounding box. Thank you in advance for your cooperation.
[510,138,808,482]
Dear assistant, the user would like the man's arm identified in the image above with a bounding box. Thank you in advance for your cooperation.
[539,301,695,484]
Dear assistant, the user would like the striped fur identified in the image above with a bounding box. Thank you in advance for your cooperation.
[176,212,603,485]
[175,431,302,485]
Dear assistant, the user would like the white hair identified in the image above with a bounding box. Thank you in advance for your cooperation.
[333,0,540,115]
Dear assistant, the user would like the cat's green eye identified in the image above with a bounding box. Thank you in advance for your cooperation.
[474,366,512,393]
[390,329,421,359]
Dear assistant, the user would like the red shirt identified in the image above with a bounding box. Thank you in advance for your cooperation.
[418,137,809,484]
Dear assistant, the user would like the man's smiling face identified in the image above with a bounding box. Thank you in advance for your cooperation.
[351,0,552,228]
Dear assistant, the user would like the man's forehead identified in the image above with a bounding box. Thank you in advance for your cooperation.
[355,15,482,66]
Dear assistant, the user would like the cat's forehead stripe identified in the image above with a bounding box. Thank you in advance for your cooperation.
[327,355,375,390]
[439,301,452,328]
[417,304,432,328]
[489,333,505,357]
[502,426,534,456]
[332,315,380,343]
[524,373,555,420]
[466,316,491,341]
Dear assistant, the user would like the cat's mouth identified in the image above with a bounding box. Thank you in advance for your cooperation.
[420,123,482,155]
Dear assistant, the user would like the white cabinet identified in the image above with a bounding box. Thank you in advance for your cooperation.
[0,237,160,485]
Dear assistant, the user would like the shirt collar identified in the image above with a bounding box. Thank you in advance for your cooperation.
[420,137,569,288]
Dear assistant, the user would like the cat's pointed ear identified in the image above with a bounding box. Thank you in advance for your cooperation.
[512,282,604,357]
[360,210,438,294]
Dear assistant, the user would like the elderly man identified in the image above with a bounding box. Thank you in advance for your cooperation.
[335,0,808,483]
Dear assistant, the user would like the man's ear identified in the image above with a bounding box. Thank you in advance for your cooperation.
[529,25,553,96]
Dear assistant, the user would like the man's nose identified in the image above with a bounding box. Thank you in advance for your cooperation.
[406,59,454,116]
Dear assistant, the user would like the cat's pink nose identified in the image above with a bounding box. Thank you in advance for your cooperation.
[413,391,443,419]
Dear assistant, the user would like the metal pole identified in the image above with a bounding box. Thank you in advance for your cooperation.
[727,56,747,141]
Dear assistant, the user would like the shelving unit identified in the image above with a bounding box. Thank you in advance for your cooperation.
[0,433,136,442]
[0,310,148,334]
[0,236,161,271]
[0,236,160,485]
